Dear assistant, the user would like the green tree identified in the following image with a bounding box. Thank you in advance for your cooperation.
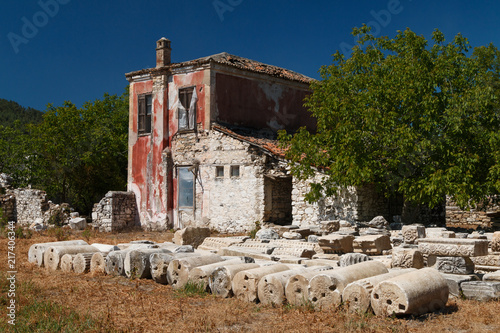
[0,121,31,185]
[27,89,129,214]
[279,26,500,209]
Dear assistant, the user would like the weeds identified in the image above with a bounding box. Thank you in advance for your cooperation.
[82,228,92,242]
[15,226,32,239]
[4,298,104,332]
[283,299,316,313]
[47,226,68,241]
[175,280,208,298]
[0,207,7,228]
[249,221,261,239]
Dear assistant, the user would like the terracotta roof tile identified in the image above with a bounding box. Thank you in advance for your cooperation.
[126,52,313,84]
[212,124,287,158]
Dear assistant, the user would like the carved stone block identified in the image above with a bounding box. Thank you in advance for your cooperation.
[401,225,425,244]
[428,256,475,274]
[391,248,424,269]
[417,238,488,257]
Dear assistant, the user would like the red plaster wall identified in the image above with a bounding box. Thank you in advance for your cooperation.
[215,73,315,132]
[129,70,207,228]
[168,70,206,217]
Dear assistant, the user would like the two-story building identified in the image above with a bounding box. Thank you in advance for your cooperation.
[125,38,394,232]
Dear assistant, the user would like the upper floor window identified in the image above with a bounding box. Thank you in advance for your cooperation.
[138,94,152,135]
[178,87,197,131]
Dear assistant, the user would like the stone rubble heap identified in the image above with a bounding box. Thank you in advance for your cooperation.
[28,219,500,317]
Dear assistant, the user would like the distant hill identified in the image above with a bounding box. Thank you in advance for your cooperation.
[0,98,43,127]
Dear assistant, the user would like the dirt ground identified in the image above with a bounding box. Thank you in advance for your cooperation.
[1,229,500,332]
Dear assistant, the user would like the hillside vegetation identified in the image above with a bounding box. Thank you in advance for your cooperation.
[0,99,43,127]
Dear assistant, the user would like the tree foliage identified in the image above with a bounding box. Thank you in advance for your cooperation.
[0,89,129,214]
[279,26,500,209]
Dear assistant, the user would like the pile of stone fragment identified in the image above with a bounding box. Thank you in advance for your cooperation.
[28,217,500,317]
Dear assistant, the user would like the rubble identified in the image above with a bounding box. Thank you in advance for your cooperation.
[173,227,211,248]
[461,281,500,301]
[255,228,279,240]
[352,235,392,255]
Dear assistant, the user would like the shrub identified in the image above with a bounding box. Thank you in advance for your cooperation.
[249,221,261,239]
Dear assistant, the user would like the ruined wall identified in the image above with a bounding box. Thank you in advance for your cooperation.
[291,176,396,226]
[92,191,138,232]
[446,196,500,229]
[292,174,359,226]
[172,130,266,233]
[13,188,49,226]
[0,192,16,221]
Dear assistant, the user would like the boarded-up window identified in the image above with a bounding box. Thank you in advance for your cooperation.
[138,94,152,135]
[178,167,194,208]
[178,87,197,131]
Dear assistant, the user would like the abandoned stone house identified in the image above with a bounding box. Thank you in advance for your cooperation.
[124,38,404,233]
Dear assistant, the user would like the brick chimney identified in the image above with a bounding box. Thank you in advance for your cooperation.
[156,37,171,68]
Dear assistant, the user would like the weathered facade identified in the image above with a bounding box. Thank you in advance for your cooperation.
[126,38,316,231]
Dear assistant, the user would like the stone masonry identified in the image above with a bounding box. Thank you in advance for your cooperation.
[0,192,16,221]
[171,130,267,233]
[446,195,500,229]
[13,188,50,226]
[92,191,138,232]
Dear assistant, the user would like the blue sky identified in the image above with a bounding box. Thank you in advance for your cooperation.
[1,0,500,111]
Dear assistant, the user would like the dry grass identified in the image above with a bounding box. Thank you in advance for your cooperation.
[1,230,500,332]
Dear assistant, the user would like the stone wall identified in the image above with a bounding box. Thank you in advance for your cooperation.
[0,192,16,221]
[292,173,361,226]
[172,130,267,233]
[13,188,49,226]
[291,176,443,226]
[446,196,500,229]
[92,191,138,232]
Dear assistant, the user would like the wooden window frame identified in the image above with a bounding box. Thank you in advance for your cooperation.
[230,165,240,178]
[138,93,152,135]
[215,166,224,178]
[178,87,196,132]
[177,166,194,210]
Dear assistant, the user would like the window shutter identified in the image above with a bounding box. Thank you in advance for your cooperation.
[138,95,146,133]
